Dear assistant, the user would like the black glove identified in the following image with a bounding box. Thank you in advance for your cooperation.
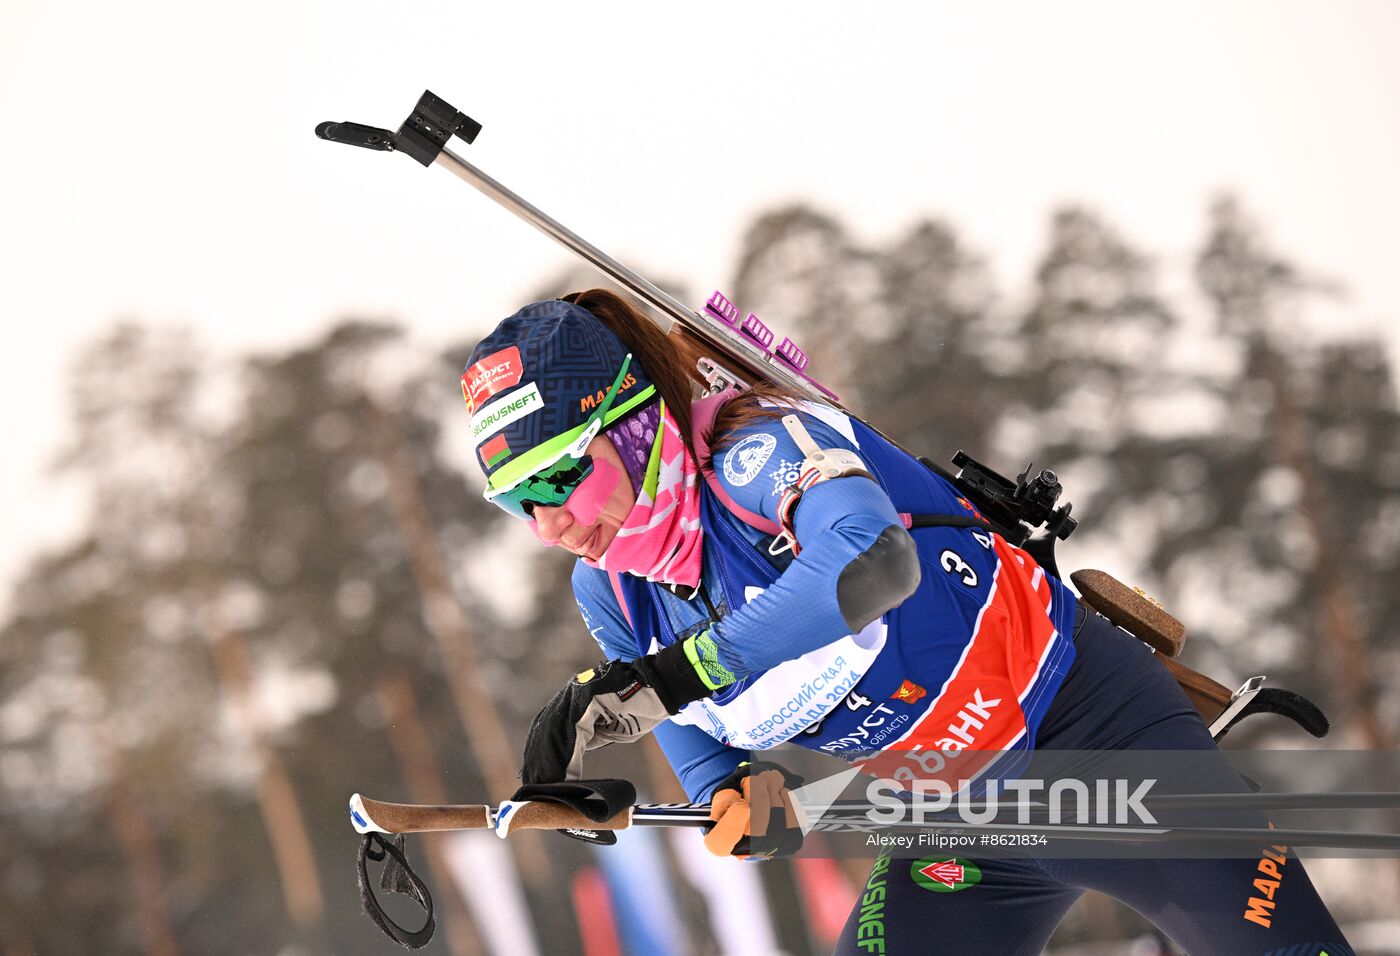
[521,639,716,785]
[704,761,805,859]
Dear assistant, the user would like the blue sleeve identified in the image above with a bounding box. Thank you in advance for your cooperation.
[573,562,748,801]
[708,410,907,677]
[653,721,749,802]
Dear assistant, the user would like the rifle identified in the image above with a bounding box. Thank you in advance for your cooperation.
[315,93,1075,556]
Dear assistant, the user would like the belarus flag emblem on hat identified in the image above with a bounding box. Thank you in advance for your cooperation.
[479,432,511,468]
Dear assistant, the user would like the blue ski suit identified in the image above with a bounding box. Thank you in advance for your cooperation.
[571,401,1351,955]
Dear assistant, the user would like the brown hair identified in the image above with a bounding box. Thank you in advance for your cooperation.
[563,288,807,470]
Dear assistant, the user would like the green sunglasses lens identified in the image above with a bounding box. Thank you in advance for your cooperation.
[490,455,594,519]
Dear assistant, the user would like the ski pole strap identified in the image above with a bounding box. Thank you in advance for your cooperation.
[511,778,637,820]
[357,832,435,950]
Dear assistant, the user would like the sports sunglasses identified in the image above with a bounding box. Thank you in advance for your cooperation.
[482,355,652,520]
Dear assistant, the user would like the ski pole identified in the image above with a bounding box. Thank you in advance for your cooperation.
[349,793,1400,850]
[349,791,1400,835]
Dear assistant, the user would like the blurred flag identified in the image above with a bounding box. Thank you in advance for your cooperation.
[792,852,857,948]
[443,830,541,956]
[572,866,624,956]
[667,829,783,956]
[598,826,688,956]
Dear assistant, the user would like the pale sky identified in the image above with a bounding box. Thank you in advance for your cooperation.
[3,0,1399,602]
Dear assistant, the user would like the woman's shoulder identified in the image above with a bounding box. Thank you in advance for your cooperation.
[704,398,866,523]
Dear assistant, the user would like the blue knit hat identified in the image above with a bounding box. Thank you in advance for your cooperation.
[462,299,656,487]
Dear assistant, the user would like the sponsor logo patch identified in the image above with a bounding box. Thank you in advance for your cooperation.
[890,679,927,705]
[471,382,543,444]
[912,857,982,893]
[1242,834,1290,928]
[579,373,639,414]
[855,852,892,950]
[462,346,523,414]
[723,434,777,487]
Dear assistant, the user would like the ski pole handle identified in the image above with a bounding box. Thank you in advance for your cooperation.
[350,794,489,833]
[349,793,635,837]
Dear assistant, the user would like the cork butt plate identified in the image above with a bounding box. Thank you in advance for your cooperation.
[1070,569,1187,657]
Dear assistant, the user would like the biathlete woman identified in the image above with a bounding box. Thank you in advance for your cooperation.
[461,289,1351,955]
